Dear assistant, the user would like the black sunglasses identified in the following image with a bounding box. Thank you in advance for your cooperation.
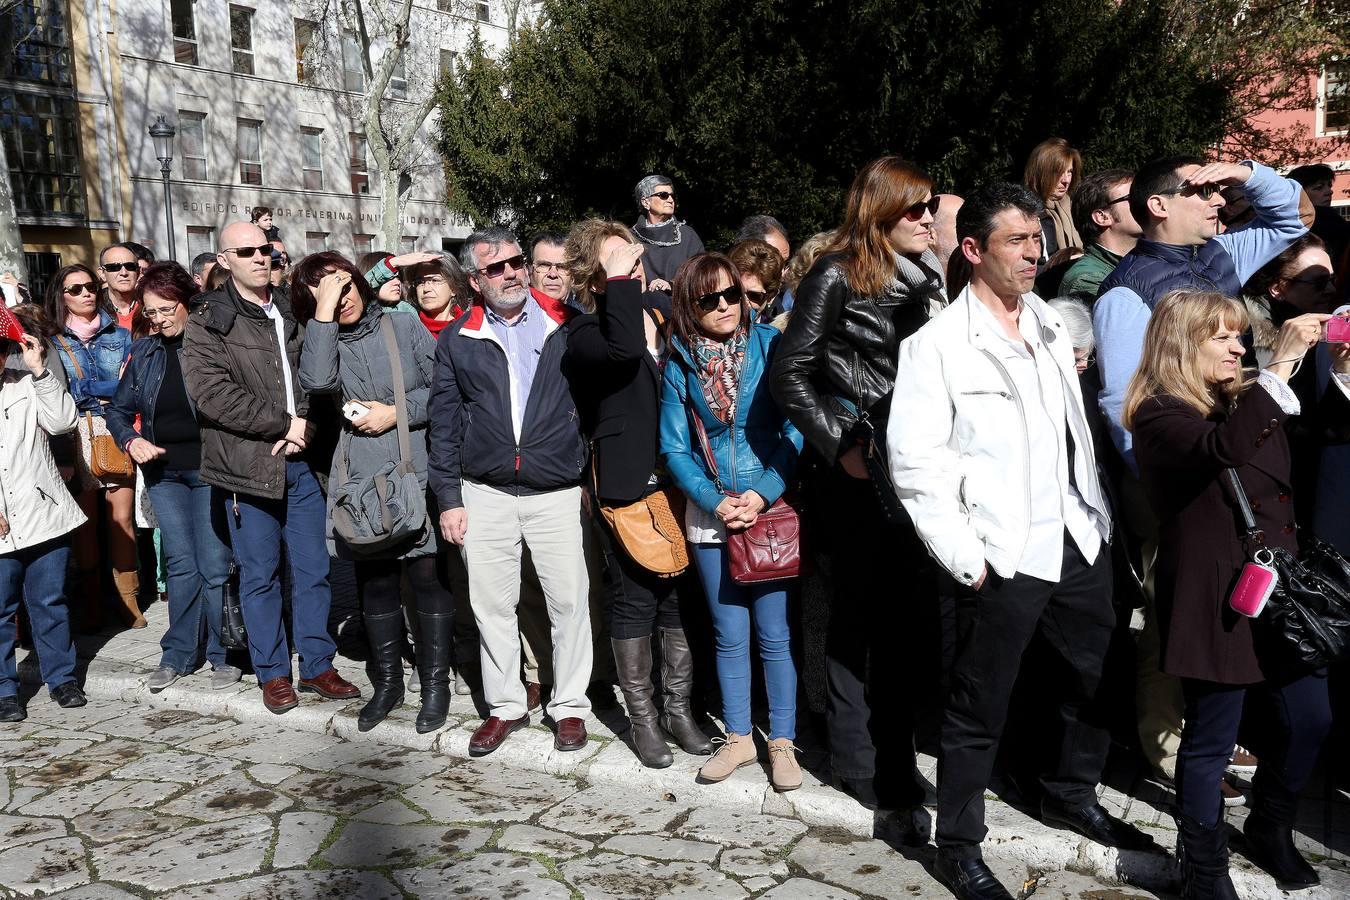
[649,191,676,201]
[901,196,941,221]
[222,244,273,259]
[63,282,97,296]
[695,286,742,312]
[744,288,778,307]
[100,261,137,273]
[1157,183,1219,201]
[476,254,526,278]
[270,254,288,270]
[1106,194,1131,206]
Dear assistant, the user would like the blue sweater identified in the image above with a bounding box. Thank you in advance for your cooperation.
[1094,162,1306,470]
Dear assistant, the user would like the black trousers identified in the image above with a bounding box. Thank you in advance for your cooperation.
[937,532,1115,857]
[820,465,939,802]
[354,554,455,618]
[592,509,686,641]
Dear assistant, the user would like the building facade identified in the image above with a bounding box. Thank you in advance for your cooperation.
[1253,63,1350,212]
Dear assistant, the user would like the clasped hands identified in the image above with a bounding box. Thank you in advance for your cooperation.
[714,490,766,532]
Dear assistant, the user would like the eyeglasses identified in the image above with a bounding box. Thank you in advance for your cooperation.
[416,275,448,287]
[901,196,941,221]
[532,261,564,272]
[649,191,676,201]
[476,254,526,279]
[695,286,742,312]
[744,289,779,307]
[142,305,181,319]
[221,244,273,259]
[1106,194,1131,206]
[63,282,97,296]
[100,262,137,273]
[1156,183,1219,201]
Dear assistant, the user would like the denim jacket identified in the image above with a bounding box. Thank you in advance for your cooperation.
[49,312,132,417]
[106,335,197,451]
[660,323,803,516]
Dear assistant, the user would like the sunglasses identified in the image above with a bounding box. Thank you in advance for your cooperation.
[695,286,742,312]
[1107,194,1131,206]
[270,255,288,270]
[63,282,97,296]
[476,254,526,279]
[1286,273,1334,292]
[901,196,941,221]
[744,289,778,307]
[222,244,273,259]
[1157,183,1219,201]
[649,191,676,201]
[100,262,137,273]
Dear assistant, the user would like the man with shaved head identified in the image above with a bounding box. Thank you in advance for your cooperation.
[183,221,359,714]
[930,193,964,279]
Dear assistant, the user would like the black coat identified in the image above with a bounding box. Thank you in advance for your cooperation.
[1133,379,1350,684]
[564,278,664,505]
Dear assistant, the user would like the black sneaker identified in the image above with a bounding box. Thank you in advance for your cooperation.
[50,682,87,708]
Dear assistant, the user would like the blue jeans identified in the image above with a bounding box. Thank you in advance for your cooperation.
[0,536,76,694]
[146,468,232,672]
[692,543,797,739]
[226,460,336,683]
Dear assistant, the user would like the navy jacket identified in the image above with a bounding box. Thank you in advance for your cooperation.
[48,312,132,416]
[106,335,197,452]
[427,292,586,510]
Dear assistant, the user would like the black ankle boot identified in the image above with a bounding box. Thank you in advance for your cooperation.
[415,611,452,733]
[612,636,673,768]
[1243,812,1319,887]
[657,627,713,755]
[357,610,406,732]
[1176,814,1240,900]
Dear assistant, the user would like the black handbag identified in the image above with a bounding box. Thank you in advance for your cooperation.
[220,560,248,651]
[1225,468,1350,670]
[832,395,910,526]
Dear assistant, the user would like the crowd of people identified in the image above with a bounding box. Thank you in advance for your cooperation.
[1,149,1349,900]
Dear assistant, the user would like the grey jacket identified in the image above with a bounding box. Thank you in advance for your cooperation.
[298,304,437,559]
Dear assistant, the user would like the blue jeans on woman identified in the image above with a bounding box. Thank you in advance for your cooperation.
[692,543,796,740]
[146,467,232,673]
[0,537,76,695]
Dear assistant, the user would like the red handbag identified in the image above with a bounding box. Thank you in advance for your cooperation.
[692,415,806,584]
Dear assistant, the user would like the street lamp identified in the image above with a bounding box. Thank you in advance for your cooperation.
[148,115,177,261]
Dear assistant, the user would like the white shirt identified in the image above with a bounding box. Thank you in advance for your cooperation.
[260,298,297,417]
[975,299,1102,580]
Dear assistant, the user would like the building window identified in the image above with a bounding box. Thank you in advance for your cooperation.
[3,1,73,85]
[294,18,316,82]
[179,112,207,180]
[389,55,408,100]
[342,31,366,92]
[353,233,375,255]
[439,50,457,80]
[229,6,255,75]
[236,118,262,185]
[349,133,369,194]
[1322,64,1348,135]
[301,128,324,190]
[306,231,328,254]
[170,0,198,66]
[477,1,490,23]
[0,92,85,217]
[400,235,417,253]
[186,226,215,260]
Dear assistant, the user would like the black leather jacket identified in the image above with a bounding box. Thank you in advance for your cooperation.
[771,253,941,461]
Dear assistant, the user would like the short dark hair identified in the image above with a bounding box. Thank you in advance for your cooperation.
[1287,164,1334,188]
[288,251,379,325]
[1244,232,1328,300]
[44,263,107,322]
[190,252,215,278]
[99,242,136,264]
[670,253,748,347]
[1129,155,1204,227]
[123,241,155,263]
[250,206,273,222]
[530,233,567,257]
[734,215,788,246]
[956,182,1044,249]
[131,262,196,337]
[1072,168,1134,243]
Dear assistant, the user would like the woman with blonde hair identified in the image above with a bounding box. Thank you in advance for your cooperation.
[1024,137,1083,260]
[771,156,946,815]
[1126,289,1350,899]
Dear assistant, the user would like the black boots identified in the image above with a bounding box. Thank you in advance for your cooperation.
[1244,782,1320,887]
[612,636,674,768]
[415,611,453,733]
[1176,814,1240,900]
[358,610,406,732]
[657,627,714,755]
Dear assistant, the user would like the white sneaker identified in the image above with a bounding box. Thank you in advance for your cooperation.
[147,667,179,693]
[210,665,243,690]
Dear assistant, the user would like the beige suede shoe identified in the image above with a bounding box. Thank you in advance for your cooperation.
[768,738,802,792]
[696,732,758,784]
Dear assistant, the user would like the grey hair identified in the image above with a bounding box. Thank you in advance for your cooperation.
[459,226,521,272]
[735,215,788,245]
[1049,297,1095,354]
[634,174,673,207]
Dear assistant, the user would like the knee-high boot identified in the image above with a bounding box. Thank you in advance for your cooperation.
[612,636,673,768]
[658,627,713,755]
[416,611,453,733]
[1176,814,1240,900]
[358,609,406,732]
[113,568,146,629]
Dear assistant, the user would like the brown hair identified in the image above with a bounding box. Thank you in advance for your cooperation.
[727,239,784,298]
[1023,138,1082,202]
[1244,232,1327,302]
[288,251,379,325]
[563,219,636,310]
[1123,290,1250,429]
[826,157,933,297]
[406,255,471,316]
[131,262,197,338]
[670,253,748,347]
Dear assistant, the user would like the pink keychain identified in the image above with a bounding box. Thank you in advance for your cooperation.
[1229,548,1279,617]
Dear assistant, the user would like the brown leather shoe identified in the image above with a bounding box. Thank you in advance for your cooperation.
[298,668,361,700]
[261,677,298,714]
[554,716,587,751]
[469,715,529,757]
[525,681,543,711]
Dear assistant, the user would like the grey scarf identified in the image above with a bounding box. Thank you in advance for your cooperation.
[889,248,948,315]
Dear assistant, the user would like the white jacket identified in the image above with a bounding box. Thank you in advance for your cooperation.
[0,368,85,554]
[886,287,1109,586]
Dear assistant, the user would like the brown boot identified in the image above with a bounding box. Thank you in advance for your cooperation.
[768,738,802,792]
[696,732,758,784]
[112,569,146,629]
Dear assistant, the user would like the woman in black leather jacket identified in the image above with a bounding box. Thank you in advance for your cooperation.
[771,156,948,814]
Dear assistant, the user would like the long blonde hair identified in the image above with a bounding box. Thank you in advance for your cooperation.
[1122,290,1251,430]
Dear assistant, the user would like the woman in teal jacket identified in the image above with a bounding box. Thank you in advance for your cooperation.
[659,252,803,792]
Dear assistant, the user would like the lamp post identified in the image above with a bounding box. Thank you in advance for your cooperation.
[148,115,177,261]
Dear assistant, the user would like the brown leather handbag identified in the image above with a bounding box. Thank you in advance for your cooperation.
[56,336,134,479]
[598,482,691,577]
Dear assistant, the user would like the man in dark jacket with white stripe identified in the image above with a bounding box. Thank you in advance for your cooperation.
[428,226,592,757]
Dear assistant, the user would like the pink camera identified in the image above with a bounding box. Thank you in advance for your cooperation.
[1327,313,1350,344]
[1229,550,1278,618]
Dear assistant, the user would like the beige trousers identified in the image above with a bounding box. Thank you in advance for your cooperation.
[517,516,614,686]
